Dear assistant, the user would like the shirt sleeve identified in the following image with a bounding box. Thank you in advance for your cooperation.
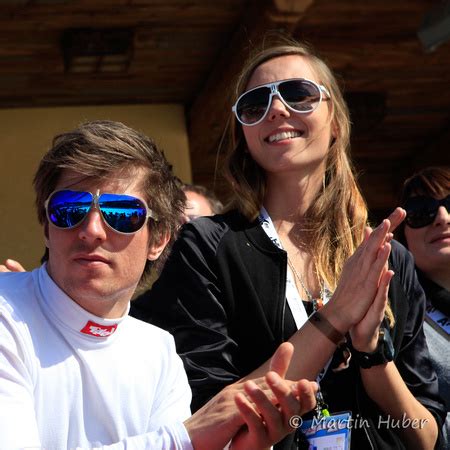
[390,242,447,433]
[147,333,193,431]
[0,307,42,449]
[131,220,241,412]
[85,422,193,450]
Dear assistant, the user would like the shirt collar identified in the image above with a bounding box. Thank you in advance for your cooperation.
[36,264,129,339]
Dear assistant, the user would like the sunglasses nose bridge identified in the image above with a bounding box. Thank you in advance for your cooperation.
[261,85,277,115]
[434,204,450,224]
[266,88,291,119]
[80,190,107,229]
[440,196,450,212]
[90,189,101,211]
[270,83,283,103]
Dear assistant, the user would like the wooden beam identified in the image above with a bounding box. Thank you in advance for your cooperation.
[408,122,450,171]
[188,0,315,186]
[271,0,315,21]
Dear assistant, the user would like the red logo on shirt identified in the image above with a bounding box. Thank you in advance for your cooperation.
[80,321,118,337]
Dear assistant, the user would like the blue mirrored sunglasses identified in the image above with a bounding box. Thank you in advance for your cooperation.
[45,189,158,234]
[232,78,331,126]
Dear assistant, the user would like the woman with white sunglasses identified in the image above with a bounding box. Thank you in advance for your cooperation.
[132,40,445,449]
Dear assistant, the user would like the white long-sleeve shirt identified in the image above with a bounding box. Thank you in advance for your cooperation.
[0,266,193,449]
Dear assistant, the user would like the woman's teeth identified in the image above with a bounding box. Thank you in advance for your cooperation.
[267,130,303,143]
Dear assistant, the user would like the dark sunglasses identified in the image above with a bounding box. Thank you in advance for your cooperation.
[45,189,158,235]
[403,194,450,229]
[232,78,331,126]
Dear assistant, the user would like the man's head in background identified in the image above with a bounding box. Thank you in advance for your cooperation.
[182,184,223,222]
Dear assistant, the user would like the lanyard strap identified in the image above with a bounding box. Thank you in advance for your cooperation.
[258,207,331,327]
[426,305,450,336]
[259,207,308,329]
[258,207,333,383]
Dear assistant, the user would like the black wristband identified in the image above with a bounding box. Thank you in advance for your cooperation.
[352,326,394,369]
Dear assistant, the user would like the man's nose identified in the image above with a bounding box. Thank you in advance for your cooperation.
[78,208,108,241]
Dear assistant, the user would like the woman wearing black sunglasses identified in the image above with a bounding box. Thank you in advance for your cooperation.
[132,39,445,449]
[399,166,450,449]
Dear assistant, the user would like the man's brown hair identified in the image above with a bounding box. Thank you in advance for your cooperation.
[34,120,185,278]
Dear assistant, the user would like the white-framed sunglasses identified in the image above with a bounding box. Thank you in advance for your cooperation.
[232,78,331,126]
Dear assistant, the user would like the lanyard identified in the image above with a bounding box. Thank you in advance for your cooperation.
[258,207,331,329]
[426,305,450,336]
[258,207,333,383]
[259,207,308,328]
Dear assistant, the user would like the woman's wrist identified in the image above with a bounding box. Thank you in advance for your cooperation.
[351,330,380,353]
[318,303,350,335]
[308,310,346,345]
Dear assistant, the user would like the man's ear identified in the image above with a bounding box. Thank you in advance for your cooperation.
[147,232,170,261]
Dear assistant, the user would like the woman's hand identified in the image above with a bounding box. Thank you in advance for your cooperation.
[322,208,405,335]
[349,252,394,352]
[347,207,405,350]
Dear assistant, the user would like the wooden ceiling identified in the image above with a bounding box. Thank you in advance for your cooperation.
[1,0,449,220]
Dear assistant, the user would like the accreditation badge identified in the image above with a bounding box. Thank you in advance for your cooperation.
[299,412,352,450]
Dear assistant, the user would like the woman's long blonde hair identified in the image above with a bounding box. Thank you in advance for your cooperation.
[224,39,368,291]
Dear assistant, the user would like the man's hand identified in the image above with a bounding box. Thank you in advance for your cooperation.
[185,342,317,450]
[0,259,26,273]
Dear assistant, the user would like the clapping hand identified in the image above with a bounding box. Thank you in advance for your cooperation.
[0,258,26,273]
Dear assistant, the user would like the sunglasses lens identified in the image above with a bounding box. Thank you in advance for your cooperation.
[98,193,148,233]
[47,190,93,228]
[236,86,271,125]
[404,196,438,228]
[279,80,321,113]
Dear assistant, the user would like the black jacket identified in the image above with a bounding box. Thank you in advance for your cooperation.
[131,210,446,449]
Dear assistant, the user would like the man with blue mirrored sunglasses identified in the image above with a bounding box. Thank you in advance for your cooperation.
[0,120,318,450]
